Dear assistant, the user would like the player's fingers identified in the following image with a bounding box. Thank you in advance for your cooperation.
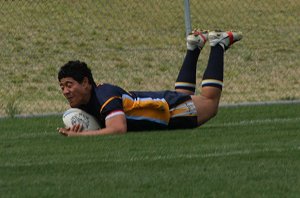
[58,127,69,132]
[71,124,82,132]
[76,124,83,132]
[60,132,68,136]
[57,127,72,136]
[58,129,68,136]
[70,125,77,132]
[78,124,83,132]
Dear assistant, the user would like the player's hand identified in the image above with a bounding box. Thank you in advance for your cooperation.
[57,124,83,137]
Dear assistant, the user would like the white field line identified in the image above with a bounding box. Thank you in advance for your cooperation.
[220,99,300,107]
[126,147,300,162]
[2,146,300,167]
[208,117,300,127]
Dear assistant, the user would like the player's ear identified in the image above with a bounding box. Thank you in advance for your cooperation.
[82,77,90,88]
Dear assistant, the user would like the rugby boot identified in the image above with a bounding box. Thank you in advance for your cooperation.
[208,30,243,50]
[186,29,208,51]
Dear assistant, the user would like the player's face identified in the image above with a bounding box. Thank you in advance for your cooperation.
[59,77,91,107]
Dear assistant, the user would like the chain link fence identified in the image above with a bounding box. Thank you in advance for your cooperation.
[0,0,299,117]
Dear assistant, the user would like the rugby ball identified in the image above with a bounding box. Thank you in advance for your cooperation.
[62,108,100,131]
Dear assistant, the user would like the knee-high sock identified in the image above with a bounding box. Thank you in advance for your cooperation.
[201,45,224,90]
[175,48,200,93]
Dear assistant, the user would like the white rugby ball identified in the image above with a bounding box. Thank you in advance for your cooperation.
[62,108,100,131]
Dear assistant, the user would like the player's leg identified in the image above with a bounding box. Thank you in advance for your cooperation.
[175,30,208,95]
[192,30,243,125]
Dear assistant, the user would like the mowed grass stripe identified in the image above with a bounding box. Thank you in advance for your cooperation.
[2,146,299,168]
[207,116,300,127]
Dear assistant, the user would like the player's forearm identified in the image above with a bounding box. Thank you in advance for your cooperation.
[77,126,127,136]
[58,127,126,137]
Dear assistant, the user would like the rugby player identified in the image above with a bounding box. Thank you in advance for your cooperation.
[58,30,242,136]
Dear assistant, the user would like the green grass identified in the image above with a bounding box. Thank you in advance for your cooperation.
[1,103,300,197]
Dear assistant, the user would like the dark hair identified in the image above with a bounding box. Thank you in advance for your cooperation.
[58,60,96,86]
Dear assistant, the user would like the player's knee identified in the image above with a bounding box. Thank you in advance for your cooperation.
[192,95,220,125]
[206,106,218,121]
[197,105,219,125]
[211,106,219,118]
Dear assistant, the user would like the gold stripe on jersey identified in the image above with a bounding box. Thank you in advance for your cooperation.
[100,96,122,112]
[122,94,170,125]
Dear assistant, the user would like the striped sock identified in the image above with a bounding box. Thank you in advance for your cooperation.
[175,48,200,93]
[201,45,224,89]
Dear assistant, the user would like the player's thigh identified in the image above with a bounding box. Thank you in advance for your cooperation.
[191,95,219,125]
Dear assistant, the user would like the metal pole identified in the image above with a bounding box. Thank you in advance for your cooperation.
[184,0,192,37]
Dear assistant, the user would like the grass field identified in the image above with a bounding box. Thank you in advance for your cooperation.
[1,103,300,197]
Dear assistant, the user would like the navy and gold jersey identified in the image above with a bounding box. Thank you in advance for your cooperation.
[79,83,198,131]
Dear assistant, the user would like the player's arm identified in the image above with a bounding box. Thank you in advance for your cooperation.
[86,113,127,135]
[58,113,127,136]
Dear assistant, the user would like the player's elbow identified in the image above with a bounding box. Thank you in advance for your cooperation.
[105,115,127,134]
[114,125,127,134]
[117,127,127,134]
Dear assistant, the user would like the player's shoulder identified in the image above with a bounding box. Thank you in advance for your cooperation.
[95,83,122,91]
[96,82,114,88]
[94,83,126,98]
